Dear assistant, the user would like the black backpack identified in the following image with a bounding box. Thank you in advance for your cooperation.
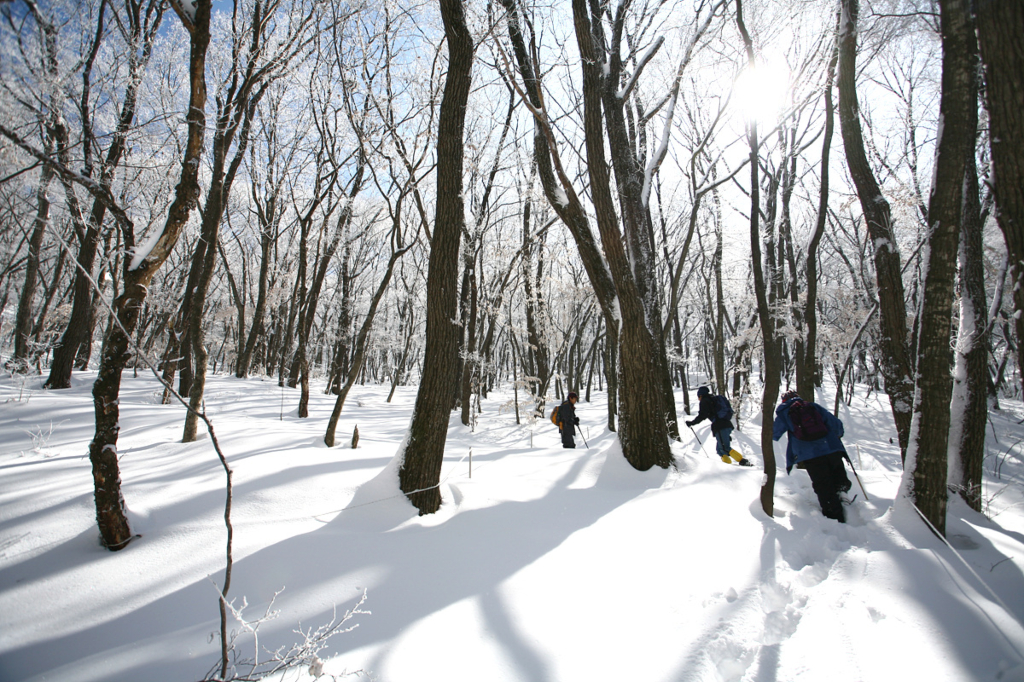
[788,399,829,441]
[714,395,734,421]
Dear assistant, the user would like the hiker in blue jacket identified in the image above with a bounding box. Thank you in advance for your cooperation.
[773,390,852,522]
[686,386,751,466]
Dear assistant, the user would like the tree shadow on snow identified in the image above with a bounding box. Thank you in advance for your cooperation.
[0,443,660,682]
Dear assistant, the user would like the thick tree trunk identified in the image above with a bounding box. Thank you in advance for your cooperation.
[837,0,913,459]
[89,0,210,549]
[903,0,976,535]
[592,3,679,441]
[976,0,1024,394]
[572,0,673,469]
[398,0,473,515]
[951,135,988,512]
[499,0,621,433]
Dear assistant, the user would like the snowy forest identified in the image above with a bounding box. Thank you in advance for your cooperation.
[1,0,1023,679]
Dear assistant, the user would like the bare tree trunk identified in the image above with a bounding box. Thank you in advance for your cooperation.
[903,0,976,535]
[183,0,320,427]
[837,0,913,459]
[88,0,211,549]
[798,13,839,401]
[572,0,673,468]
[46,0,164,389]
[499,0,621,434]
[736,0,778,517]
[325,238,409,445]
[950,109,988,512]
[387,297,415,403]
[327,245,354,394]
[399,0,473,515]
[236,219,274,378]
[181,193,222,443]
[523,215,550,415]
[713,213,726,396]
[460,252,478,426]
[588,0,679,441]
[976,0,1024,394]
[13,162,55,368]
[297,165,364,414]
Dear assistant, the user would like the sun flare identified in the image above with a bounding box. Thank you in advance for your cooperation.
[731,59,791,127]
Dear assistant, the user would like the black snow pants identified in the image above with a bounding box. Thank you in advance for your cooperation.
[561,424,575,449]
[803,452,852,523]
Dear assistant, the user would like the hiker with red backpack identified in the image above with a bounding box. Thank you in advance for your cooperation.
[686,386,752,466]
[773,390,853,523]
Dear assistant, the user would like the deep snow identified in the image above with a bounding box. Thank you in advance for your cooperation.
[1,371,1023,681]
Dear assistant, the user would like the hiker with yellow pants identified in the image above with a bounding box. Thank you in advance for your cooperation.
[686,386,752,466]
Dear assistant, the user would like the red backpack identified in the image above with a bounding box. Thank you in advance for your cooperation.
[788,399,829,441]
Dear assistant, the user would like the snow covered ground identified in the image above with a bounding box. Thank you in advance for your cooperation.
[1,371,1023,681]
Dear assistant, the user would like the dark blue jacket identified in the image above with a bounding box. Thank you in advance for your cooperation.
[772,398,846,473]
[690,394,732,435]
[557,400,577,432]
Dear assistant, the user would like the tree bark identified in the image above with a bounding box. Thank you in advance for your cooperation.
[903,0,976,535]
[523,216,550,414]
[950,114,988,512]
[572,0,674,469]
[325,239,409,446]
[460,252,478,426]
[976,0,1024,395]
[589,2,679,441]
[837,0,914,459]
[88,0,211,549]
[12,162,55,368]
[46,0,164,389]
[499,0,621,433]
[398,0,474,515]
[798,14,839,401]
[236,186,278,378]
[735,0,779,517]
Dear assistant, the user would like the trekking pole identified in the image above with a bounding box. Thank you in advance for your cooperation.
[688,423,702,444]
[843,452,869,502]
[576,423,589,448]
[688,424,709,457]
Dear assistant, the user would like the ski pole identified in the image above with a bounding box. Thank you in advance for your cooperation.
[843,452,869,502]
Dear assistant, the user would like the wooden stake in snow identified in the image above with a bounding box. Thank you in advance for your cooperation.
[351,425,359,449]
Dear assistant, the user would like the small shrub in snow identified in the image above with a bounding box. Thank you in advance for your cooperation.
[201,589,370,682]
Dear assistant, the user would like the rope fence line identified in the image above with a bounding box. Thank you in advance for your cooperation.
[310,440,598,522]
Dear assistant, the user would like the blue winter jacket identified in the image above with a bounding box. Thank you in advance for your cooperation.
[772,398,846,473]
